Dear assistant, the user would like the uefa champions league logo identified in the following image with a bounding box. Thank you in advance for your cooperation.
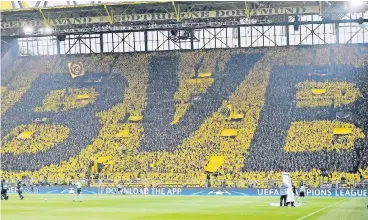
[68,188,75,194]
[207,190,231,196]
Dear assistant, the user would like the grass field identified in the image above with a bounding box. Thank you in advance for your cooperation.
[1,194,367,220]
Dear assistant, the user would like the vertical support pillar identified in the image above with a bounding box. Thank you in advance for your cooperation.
[99,33,103,53]
[144,30,148,51]
[286,25,290,46]
[56,38,61,55]
[225,27,228,48]
[335,22,339,44]
[133,32,136,52]
[250,27,253,47]
[191,30,194,50]
[14,38,20,57]
[262,26,265,47]
[214,29,217,48]
[238,26,241,48]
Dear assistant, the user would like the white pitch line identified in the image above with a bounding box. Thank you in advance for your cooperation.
[190,191,205,195]
[297,199,348,220]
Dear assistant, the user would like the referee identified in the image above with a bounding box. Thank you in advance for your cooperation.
[298,183,306,203]
[279,182,288,207]
[73,180,83,202]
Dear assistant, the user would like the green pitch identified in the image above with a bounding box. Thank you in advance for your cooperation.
[1,195,367,220]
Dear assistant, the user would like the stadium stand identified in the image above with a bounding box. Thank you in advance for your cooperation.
[1,124,70,154]
[1,55,124,172]
[1,45,367,189]
[1,39,12,58]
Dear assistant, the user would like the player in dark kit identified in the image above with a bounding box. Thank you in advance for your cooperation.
[116,183,123,195]
[288,185,296,207]
[1,179,9,200]
[17,181,24,200]
[292,185,296,195]
[292,185,298,204]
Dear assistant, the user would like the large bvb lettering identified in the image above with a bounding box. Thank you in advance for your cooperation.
[244,51,367,172]
[3,47,367,187]
[0,60,125,170]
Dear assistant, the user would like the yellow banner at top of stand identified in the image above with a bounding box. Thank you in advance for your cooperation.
[17,131,33,139]
[311,88,326,95]
[96,156,112,163]
[333,128,352,135]
[205,156,224,172]
[198,72,212,78]
[229,112,244,120]
[220,129,238,137]
[115,130,130,138]
[76,94,90,100]
[128,115,143,122]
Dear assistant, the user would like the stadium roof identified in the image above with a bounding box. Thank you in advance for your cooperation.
[0,1,357,14]
[0,1,166,11]
[1,1,367,37]
[2,1,364,22]
[0,1,318,10]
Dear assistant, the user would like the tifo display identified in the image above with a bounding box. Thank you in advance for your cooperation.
[1,45,368,190]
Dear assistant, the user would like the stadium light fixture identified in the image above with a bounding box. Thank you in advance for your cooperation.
[24,26,34,35]
[43,26,53,34]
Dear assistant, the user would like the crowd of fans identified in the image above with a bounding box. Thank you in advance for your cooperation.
[244,45,368,180]
[1,56,59,115]
[1,59,25,86]
[296,81,361,108]
[172,50,232,124]
[1,55,123,172]
[334,45,368,67]
[34,88,98,112]
[283,121,365,152]
[0,44,367,188]
[1,124,70,154]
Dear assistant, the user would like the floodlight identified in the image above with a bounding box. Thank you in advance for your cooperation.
[44,26,53,34]
[24,26,34,34]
